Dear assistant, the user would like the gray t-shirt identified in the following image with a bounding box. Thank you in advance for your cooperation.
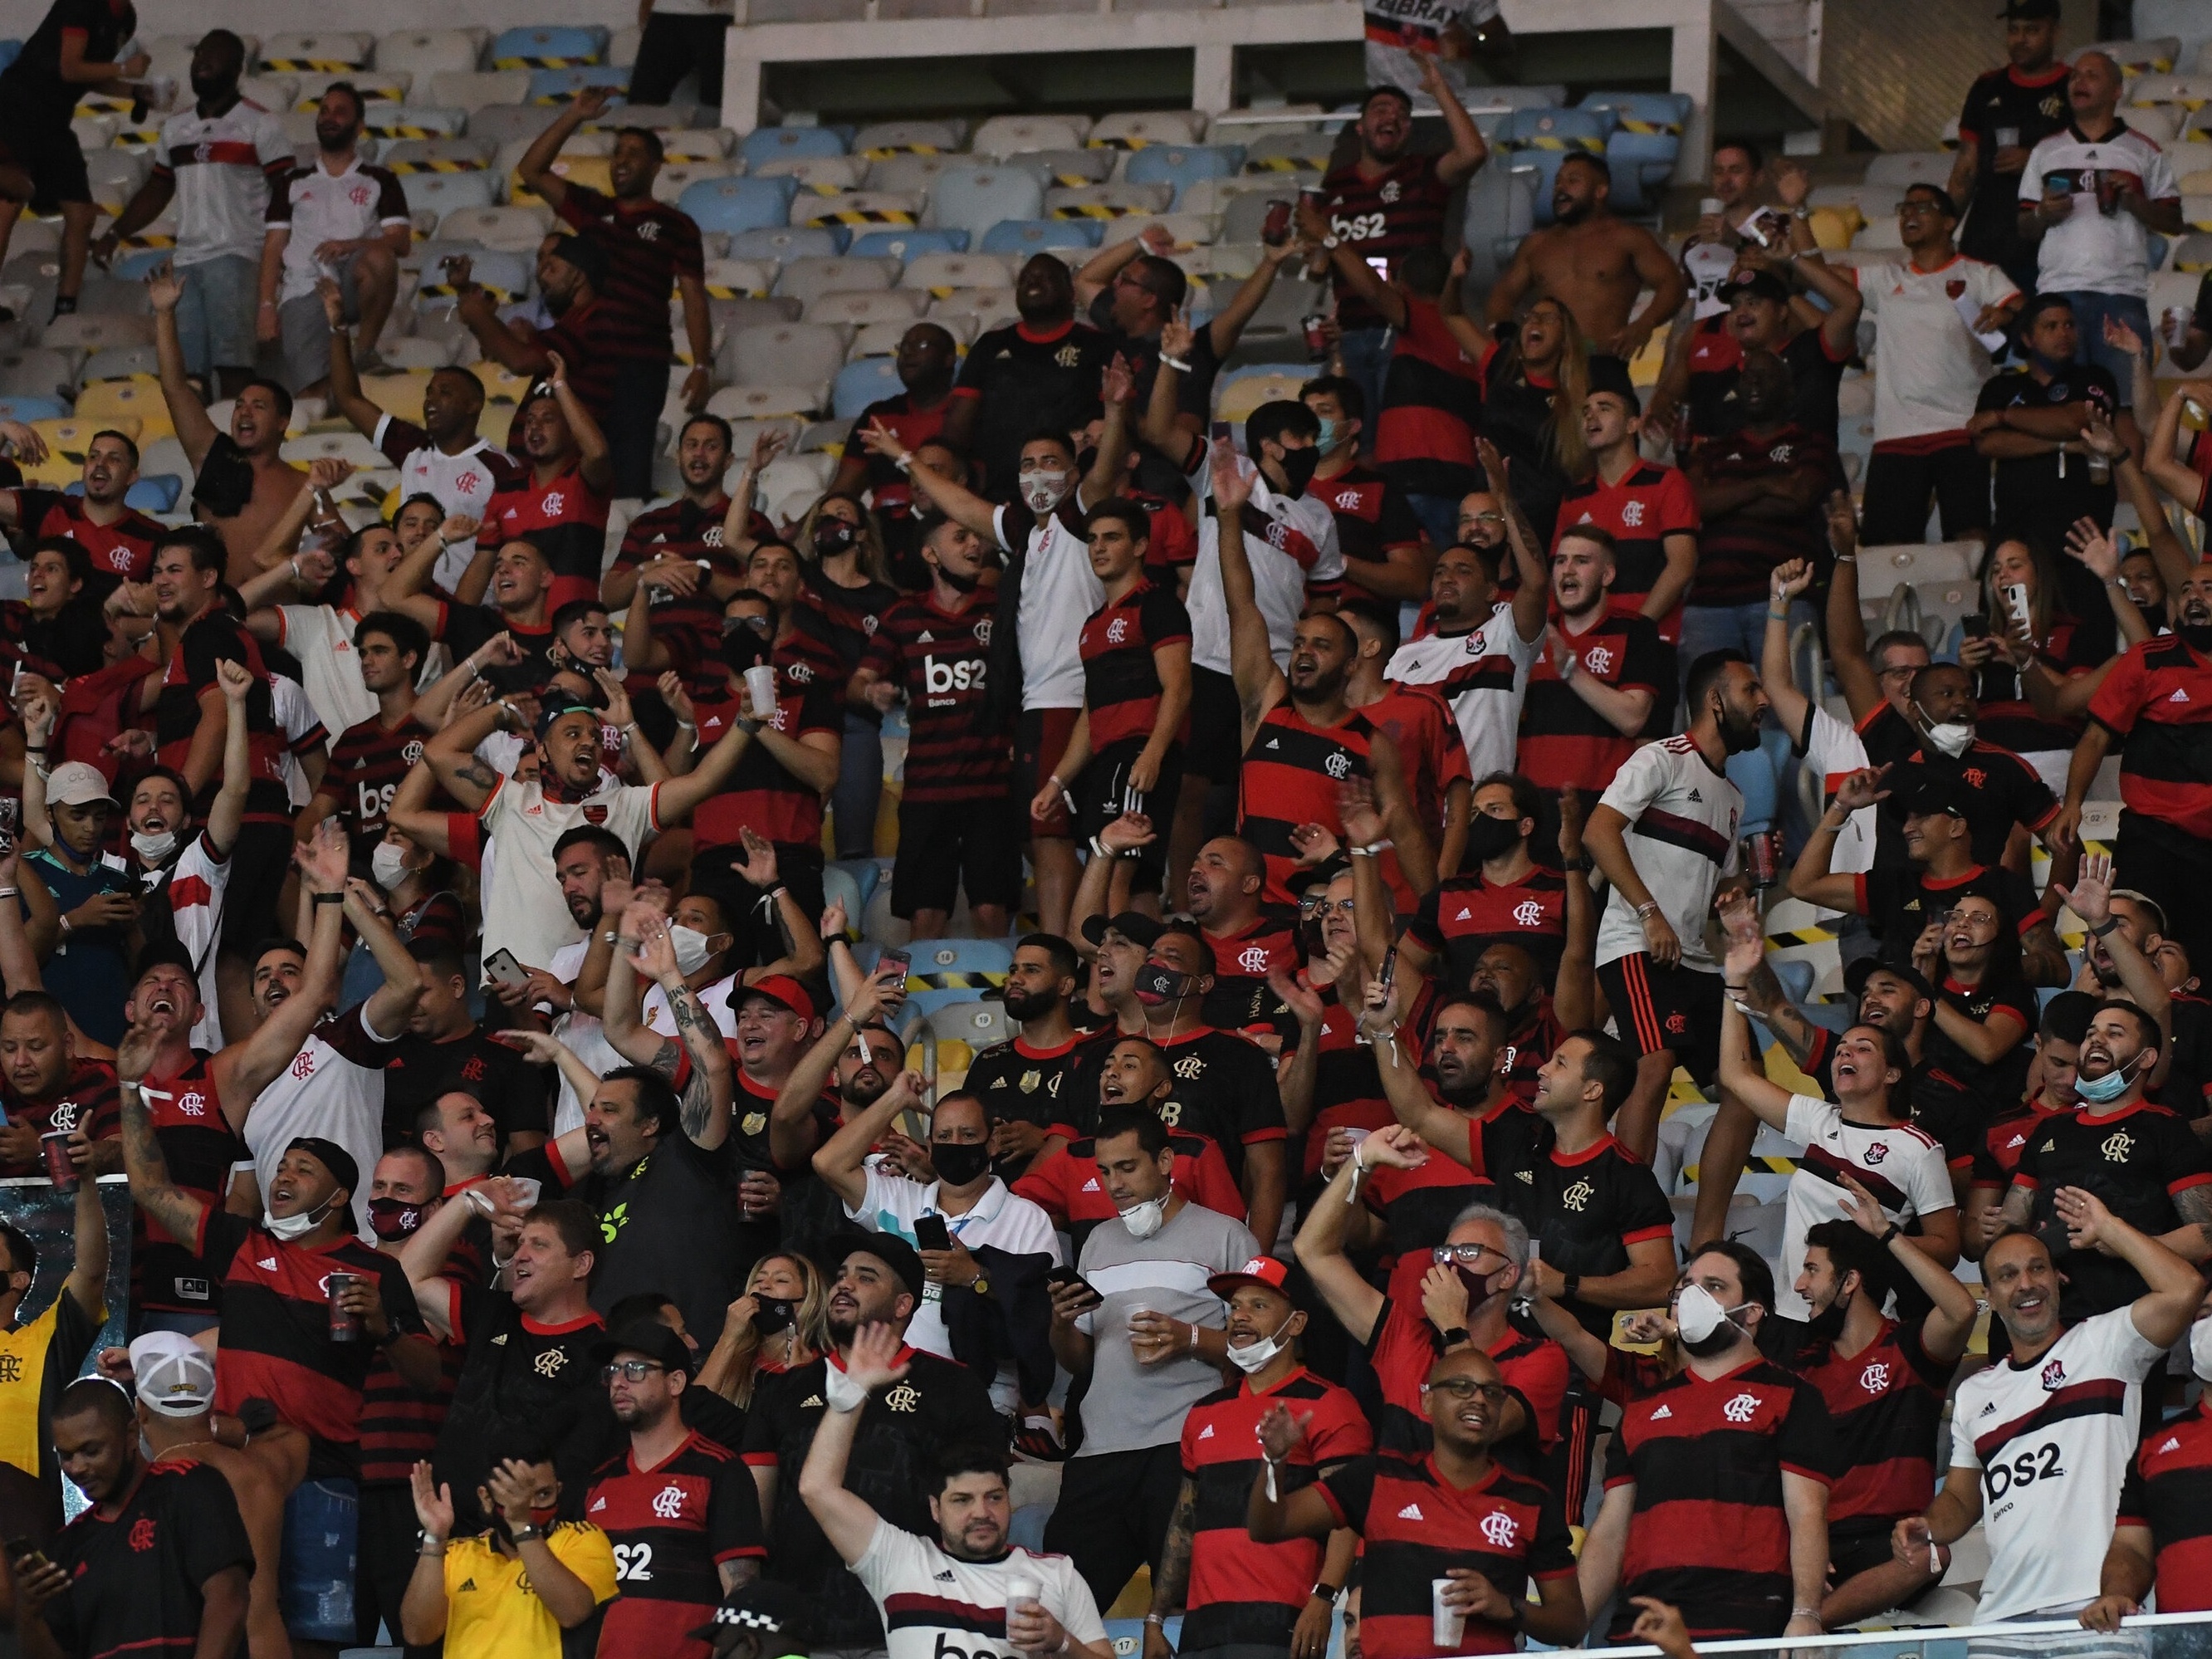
[1073,1200,1260,1456]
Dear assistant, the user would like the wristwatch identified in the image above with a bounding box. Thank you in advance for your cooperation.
[1564,1274,1582,1299]
[507,1523,543,1544]
[1440,1325,1471,1349]
[970,1270,991,1297]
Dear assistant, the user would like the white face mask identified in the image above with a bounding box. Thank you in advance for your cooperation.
[1020,468,1070,514]
[1226,1312,1295,1375]
[2191,1311,2212,1383]
[1119,1195,1168,1239]
[369,842,410,891]
[1674,1281,1746,1345]
[669,925,719,976]
[131,830,178,864]
[1916,705,1975,757]
[262,1197,335,1241]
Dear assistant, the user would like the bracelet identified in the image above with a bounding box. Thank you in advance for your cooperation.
[22,746,42,755]
[676,719,696,732]
[1878,1222,1903,1247]
[1768,606,1789,620]
[1636,900,1661,919]
[1564,1273,1582,1299]
[2088,916,2122,937]
[1089,834,1111,858]
[600,930,619,946]
[1311,1583,1341,1603]
[1833,553,1857,565]
[418,1539,447,1557]
[0,888,17,900]
[508,1524,543,1544]
[1793,1608,1822,1622]
[893,452,913,474]
[311,891,345,905]
[1159,354,1192,373]
[57,915,71,937]
[289,557,301,581]
[1561,855,1592,874]
[1144,1614,1167,1627]
[769,885,788,900]
[1358,839,1391,856]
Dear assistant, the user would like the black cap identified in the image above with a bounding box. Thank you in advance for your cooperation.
[1996,0,2059,17]
[1843,955,1936,1008]
[545,232,610,291]
[285,1136,359,1199]
[830,1227,927,1305]
[688,1577,818,1649]
[1717,268,1792,306]
[1899,775,1973,820]
[1079,909,1163,950]
[593,1319,693,1380]
[1585,353,1638,403]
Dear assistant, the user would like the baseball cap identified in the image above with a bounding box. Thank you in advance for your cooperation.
[129,1331,216,1417]
[1997,0,2059,17]
[689,1578,818,1651]
[45,761,119,809]
[1900,776,1973,820]
[1207,1255,1293,1299]
[545,232,610,291]
[832,1227,927,1304]
[1843,955,1936,1008]
[533,698,601,742]
[739,974,818,1024]
[1717,268,1792,306]
[286,1134,360,1198]
[593,1319,693,1380]
[1079,910,1164,950]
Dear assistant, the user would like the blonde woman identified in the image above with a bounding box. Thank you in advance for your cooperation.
[1463,295,1593,542]
[697,1251,830,1409]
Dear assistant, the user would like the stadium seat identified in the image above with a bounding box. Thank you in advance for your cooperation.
[929,167,1045,245]
[898,252,1011,294]
[261,32,371,71]
[927,289,1015,330]
[492,25,608,67]
[865,154,959,199]
[293,72,411,108]
[774,255,897,304]
[1214,366,1309,425]
[708,384,826,420]
[832,355,903,419]
[980,218,1098,254]
[807,291,925,329]
[2130,104,2185,144]
[364,105,467,139]
[122,474,184,512]
[913,1001,1015,1089]
[461,104,557,149]
[282,431,388,470]
[0,42,20,77]
[607,25,641,67]
[742,125,849,169]
[76,348,159,384]
[20,418,129,488]
[1243,131,1334,174]
[71,378,170,438]
[971,115,1088,160]
[527,67,628,104]
[377,30,487,78]
[1046,183,1174,218]
[854,120,965,157]
[1497,107,1611,225]
[396,169,500,217]
[38,312,150,357]
[0,351,76,403]
[894,939,1015,1017]
[701,257,778,298]
[81,151,148,215]
[794,191,922,230]
[413,246,531,303]
[849,319,922,356]
[754,154,868,191]
[237,76,300,114]
[678,175,800,239]
[1090,110,1208,149]
[1854,215,1908,251]
[437,204,554,251]
[0,395,65,424]
[1005,149,1116,192]
[381,136,497,174]
[727,322,849,394]
[1123,144,1246,208]
[2093,34,2180,74]
[849,228,969,260]
[1862,151,1954,187]
[431,70,533,115]
[658,127,734,159]
[1580,90,1690,213]
[652,159,738,207]
[729,226,847,261]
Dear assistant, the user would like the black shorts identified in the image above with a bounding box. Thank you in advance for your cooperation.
[1595,952,1724,1084]
[1828,1520,1901,1584]
[1074,738,1182,888]
[0,115,89,216]
[1013,707,1079,839]
[1185,664,1241,783]
[221,820,297,952]
[891,795,1021,918]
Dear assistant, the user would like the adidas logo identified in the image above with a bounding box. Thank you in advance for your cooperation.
[801,1395,824,1407]
[1456,908,1472,921]
[991,1076,1007,1088]
[1397,1503,1424,1520]
[1266,738,1280,749]
[1650,1405,1671,1420]
[1516,1170,1533,1182]
[1686,788,1703,803]
[258,1257,277,1270]
[2160,1436,2180,1453]
[1082,1178,1099,1192]
[590,1498,606,1512]
[1197,1425,1215,1440]
[918,630,936,644]
[935,1569,956,1582]
[1980,1402,1996,1415]
[458,1578,477,1593]
[492,1334,508,1346]
[2170,688,2191,703]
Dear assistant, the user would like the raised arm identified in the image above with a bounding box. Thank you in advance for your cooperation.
[1293,1124,1431,1346]
[516,87,612,212]
[652,696,761,824]
[812,1062,922,1212]
[1209,440,1286,737]
[2053,1186,2205,1347]
[1421,56,1489,185]
[1715,989,1803,1133]
[1759,559,1815,741]
[1717,893,1825,1071]
[1837,1172,1976,1363]
[321,280,389,437]
[346,877,427,1037]
[781,964,903,1182]
[206,659,256,859]
[603,906,734,1149]
[858,421,1000,539]
[146,266,220,470]
[114,1020,211,1253]
[213,825,350,1128]
[418,697,509,811]
[1076,355,1136,511]
[1479,438,1549,644]
[543,354,613,497]
[1786,766,1887,913]
[1823,493,1885,720]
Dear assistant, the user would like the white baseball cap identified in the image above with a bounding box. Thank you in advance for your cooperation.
[44,761,119,810]
[128,1331,215,1417]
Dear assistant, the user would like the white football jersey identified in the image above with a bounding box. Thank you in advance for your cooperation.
[852,1520,1104,1659]
[1593,734,1743,971]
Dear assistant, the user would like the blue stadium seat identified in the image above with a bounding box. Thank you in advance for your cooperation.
[112,248,175,281]
[0,395,66,423]
[492,24,607,66]
[832,356,903,420]
[894,939,1015,1018]
[849,228,969,259]
[1122,144,1246,208]
[1578,91,1690,213]
[727,226,848,261]
[979,218,1099,254]
[1496,107,1613,226]
[0,41,22,76]
[68,473,181,511]
[527,66,628,104]
[678,175,799,240]
[930,166,1045,246]
[741,126,849,169]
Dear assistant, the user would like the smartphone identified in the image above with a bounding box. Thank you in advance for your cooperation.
[1047,1265,1100,1302]
[1210,420,1231,447]
[2001,582,2032,634]
[1961,614,1989,639]
[1379,946,1398,991]
[878,947,911,987]
[913,1214,952,1252]
[482,948,531,991]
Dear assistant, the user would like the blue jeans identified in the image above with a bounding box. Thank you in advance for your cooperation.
[1404,490,1462,553]
[833,709,883,859]
[172,252,257,376]
[1334,325,1394,444]
[281,1478,359,1643]
[2050,288,2153,396]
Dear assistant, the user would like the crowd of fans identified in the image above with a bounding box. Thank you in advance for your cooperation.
[0,1,2209,1657]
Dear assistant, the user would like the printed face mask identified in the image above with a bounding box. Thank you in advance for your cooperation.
[1020,467,1071,514]
[368,1197,424,1241]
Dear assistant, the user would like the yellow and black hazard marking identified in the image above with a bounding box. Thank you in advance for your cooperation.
[805,208,916,225]
[1051,203,1147,219]
[1507,134,1606,153]
[1245,157,1319,172]
[1613,117,1681,135]
[1086,137,1145,150]
[121,234,175,248]
[110,129,164,150]
[702,283,768,300]
[417,281,516,303]
[901,971,1006,991]
[1764,927,1838,948]
[495,55,602,68]
[863,144,941,159]
[366,125,451,140]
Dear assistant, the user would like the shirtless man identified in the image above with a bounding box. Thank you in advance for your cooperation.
[1485,152,1686,361]
[117,1331,307,1659]
[149,263,310,585]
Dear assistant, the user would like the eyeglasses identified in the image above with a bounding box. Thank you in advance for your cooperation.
[1421,1378,1509,1403]
[1462,511,1505,527]
[1295,897,1356,917]
[601,1360,666,1383]
[1431,1243,1508,1268]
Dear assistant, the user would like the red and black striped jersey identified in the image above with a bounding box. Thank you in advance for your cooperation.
[315,712,430,855]
[1318,1452,1575,1659]
[1602,1358,1840,1641]
[134,1056,244,1316]
[555,184,706,362]
[1079,579,1190,751]
[1373,299,1484,498]
[1366,1299,1567,1460]
[1314,464,1423,568]
[1238,702,1375,903]
[0,597,108,680]
[1297,987,1443,1183]
[2087,633,2212,838]
[614,495,755,697]
[586,1431,766,1658]
[692,626,844,850]
[154,610,291,822]
[861,590,1006,802]
[193,1208,427,1475]
[484,462,614,614]
[1010,1130,1245,1256]
[1553,463,1699,638]
[844,392,951,521]
[0,1059,119,1176]
[357,1329,467,1487]
[1178,1371,1373,1652]
[1972,609,2100,755]
[3,489,164,581]
[1688,424,1836,606]
[1787,1318,1954,1533]
[1970,1098,2069,1191]
[1515,609,1673,792]
[1319,154,1451,331]
[806,568,903,682]
[1497,995,1566,1107]
[2120,1398,2212,1612]
[1408,866,1568,991]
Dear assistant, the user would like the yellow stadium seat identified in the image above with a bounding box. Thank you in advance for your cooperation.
[25,417,139,488]
[470,363,536,405]
[361,370,433,426]
[511,155,611,207]
[1213,369,1308,427]
[71,379,174,443]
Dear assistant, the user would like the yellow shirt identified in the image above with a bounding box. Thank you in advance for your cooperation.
[440,1524,619,1659]
[0,1293,103,1480]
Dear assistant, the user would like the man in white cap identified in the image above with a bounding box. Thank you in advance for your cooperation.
[127,1329,306,1659]
[0,1134,109,1539]
[21,759,139,1046]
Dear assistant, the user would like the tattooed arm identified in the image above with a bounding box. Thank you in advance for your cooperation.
[115,1022,210,1250]
[1143,1479,1201,1659]
[602,903,733,1150]
[420,700,513,812]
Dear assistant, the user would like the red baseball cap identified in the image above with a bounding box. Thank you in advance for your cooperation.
[740,974,819,1025]
[1207,1255,1292,1299]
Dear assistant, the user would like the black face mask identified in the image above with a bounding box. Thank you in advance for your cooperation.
[368,1197,424,1241]
[752,1296,797,1336]
[1134,962,1193,1005]
[719,626,771,678]
[1274,445,1321,498]
[1802,1290,1850,1346]
[937,561,984,595]
[815,520,859,558]
[1463,814,1524,864]
[931,1143,992,1188]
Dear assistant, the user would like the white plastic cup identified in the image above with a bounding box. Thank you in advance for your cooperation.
[1006,1577,1040,1647]
[1994,125,2020,149]
[2165,306,2193,349]
[744,664,778,719]
[1432,1578,1465,1651]
[1697,196,1723,217]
